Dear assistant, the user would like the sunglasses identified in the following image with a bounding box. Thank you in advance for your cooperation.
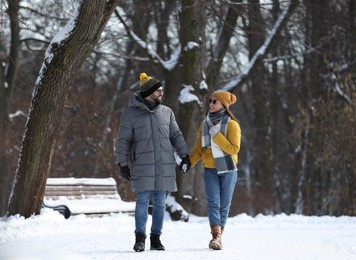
[208,98,218,104]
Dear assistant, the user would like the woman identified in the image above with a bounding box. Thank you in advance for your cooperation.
[190,90,241,250]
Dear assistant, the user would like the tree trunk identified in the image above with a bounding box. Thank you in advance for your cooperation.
[206,0,242,87]
[175,0,207,215]
[302,0,331,215]
[6,0,120,218]
[246,0,276,213]
[0,0,20,216]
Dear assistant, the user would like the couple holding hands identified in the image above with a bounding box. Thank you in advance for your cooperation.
[116,72,241,252]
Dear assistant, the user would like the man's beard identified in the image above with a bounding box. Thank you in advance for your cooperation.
[154,96,162,105]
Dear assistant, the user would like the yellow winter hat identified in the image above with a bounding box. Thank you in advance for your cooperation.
[211,91,236,108]
[139,72,162,98]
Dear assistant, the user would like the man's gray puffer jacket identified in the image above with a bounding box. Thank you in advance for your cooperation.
[116,93,188,192]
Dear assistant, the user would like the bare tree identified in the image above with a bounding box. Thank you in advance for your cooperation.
[3,0,354,218]
[205,0,244,87]
[174,0,208,215]
[111,0,300,216]
[6,0,121,218]
[301,0,356,216]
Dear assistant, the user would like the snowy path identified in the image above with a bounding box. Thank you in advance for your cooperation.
[1,210,356,260]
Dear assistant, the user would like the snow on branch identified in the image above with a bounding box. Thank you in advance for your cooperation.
[326,59,356,104]
[9,110,26,120]
[115,10,180,72]
[34,4,80,88]
[222,0,300,92]
[130,31,181,71]
[178,84,201,105]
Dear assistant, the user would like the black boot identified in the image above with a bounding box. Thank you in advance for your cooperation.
[133,232,146,252]
[150,234,165,250]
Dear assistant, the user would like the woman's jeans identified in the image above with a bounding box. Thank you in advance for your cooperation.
[135,190,166,235]
[204,168,238,228]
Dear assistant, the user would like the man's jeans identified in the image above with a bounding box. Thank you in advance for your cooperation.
[204,168,238,227]
[135,190,166,235]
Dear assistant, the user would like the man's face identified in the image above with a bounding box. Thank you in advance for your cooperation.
[148,87,164,104]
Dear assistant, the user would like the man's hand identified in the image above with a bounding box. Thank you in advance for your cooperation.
[120,165,131,181]
[180,155,191,174]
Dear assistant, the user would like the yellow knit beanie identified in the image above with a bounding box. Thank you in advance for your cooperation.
[139,72,162,98]
[211,91,236,108]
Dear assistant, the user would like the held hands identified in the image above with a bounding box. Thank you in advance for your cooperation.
[120,165,131,181]
[209,125,220,137]
[180,155,191,174]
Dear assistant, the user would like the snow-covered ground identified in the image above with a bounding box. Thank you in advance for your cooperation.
[1,209,356,260]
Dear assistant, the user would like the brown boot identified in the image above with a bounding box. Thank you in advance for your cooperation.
[220,226,224,248]
[209,225,222,250]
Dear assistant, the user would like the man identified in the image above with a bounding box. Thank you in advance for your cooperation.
[116,72,191,252]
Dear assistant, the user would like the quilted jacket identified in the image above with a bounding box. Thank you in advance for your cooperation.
[117,93,188,192]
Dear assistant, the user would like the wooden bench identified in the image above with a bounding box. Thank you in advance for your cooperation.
[42,177,135,218]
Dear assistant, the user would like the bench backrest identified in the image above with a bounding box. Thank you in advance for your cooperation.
[44,177,119,200]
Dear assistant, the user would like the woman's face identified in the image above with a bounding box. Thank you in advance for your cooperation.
[208,97,224,113]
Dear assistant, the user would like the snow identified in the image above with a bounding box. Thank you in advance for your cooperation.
[162,46,181,71]
[43,177,136,215]
[43,198,135,216]
[35,2,79,87]
[130,30,181,72]
[9,110,26,120]
[1,208,355,260]
[178,85,201,105]
[184,41,199,51]
[46,178,116,186]
[222,1,295,92]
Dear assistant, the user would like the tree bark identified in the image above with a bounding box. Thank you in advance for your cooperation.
[175,0,208,215]
[0,0,20,216]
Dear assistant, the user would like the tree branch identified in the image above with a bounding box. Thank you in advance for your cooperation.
[222,0,300,92]
[114,9,179,72]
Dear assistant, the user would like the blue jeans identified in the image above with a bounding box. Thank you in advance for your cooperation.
[135,190,166,235]
[204,168,238,227]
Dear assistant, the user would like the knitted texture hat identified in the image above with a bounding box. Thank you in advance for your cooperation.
[139,72,162,98]
[211,91,236,108]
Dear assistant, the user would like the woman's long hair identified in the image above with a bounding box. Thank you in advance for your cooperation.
[225,106,238,122]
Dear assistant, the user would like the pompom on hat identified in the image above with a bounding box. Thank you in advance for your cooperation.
[139,72,162,98]
[211,91,236,108]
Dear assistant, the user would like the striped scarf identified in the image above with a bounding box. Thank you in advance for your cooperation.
[202,112,237,174]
